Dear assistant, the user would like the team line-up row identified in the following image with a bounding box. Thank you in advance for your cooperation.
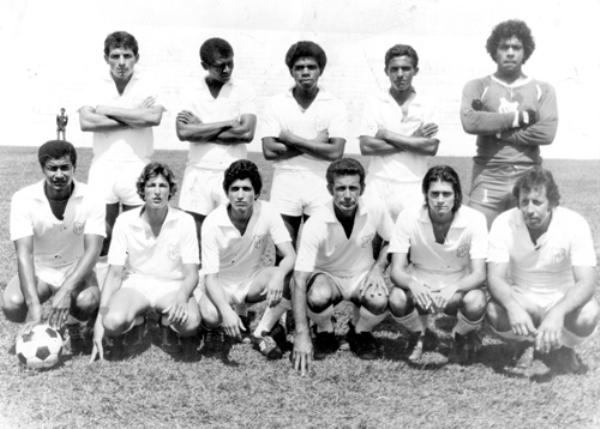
[6,19,593,375]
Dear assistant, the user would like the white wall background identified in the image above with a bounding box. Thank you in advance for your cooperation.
[1,0,599,159]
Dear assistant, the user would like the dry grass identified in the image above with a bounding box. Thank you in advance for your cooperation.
[0,146,599,428]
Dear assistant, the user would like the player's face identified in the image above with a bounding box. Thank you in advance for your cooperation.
[426,180,455,221]
[143,174,170,209]
[42,155,74,194]
[386,55,418,93]
[227,178,256,216]
[204,54,234,83]
[495,36,524,75]
[518,185,552,233]
[291,57,321,91]
[329,174,363,218]
[105,47,138,82]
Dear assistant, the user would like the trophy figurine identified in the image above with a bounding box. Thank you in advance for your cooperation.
[56,108,68,140]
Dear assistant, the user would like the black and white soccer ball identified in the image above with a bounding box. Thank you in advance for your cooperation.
[16,324,63,369]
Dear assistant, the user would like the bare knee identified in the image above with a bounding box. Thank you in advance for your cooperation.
[486,301,510,331]
[388,288,412,317]
[566,298,600,336]
[72,287,100,320]
[199,297,220,329]
[1,289,27,322]
[462,289,487,320]
[307,275,335,313]
[102,309,131,336]
[361,286,388,315]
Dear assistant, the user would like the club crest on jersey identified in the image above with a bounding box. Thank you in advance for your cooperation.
[72,221,85,235]
[167,243,180,260]
[456,240,470,258]
[498,97,519,113]
[546,247,567,265]
[253,234,266,250]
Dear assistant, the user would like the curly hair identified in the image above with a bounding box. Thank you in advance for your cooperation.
[486,19,535,63]
[200,37,234,65]
[422,165,463,213]
[104,31,139,57]
[136,162,177,201]
[326,158,366,190]
[285,41,327,71]
[222,159,262,195]
[512,166,560,207]
[38,140,77,169]
[384,44,419,69]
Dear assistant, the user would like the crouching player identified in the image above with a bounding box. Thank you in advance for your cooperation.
[293,158,394,374]
[197,160,295,359]
[91,163,200,360]
[486,167,599,374]
[389,165,488,364]
[3,140,105,353]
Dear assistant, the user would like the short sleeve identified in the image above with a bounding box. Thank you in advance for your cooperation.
[294,218,322,272]
[179,213,200,265]
[468,210,488,260]
[200,215,221,275]
[261,97,281,138]
[82,193,107,238]
[266,205,292,245]
[9,191,33,241]
[107,216,129,266]
[487,214,511,263]
[388,209,413,254]
[570,213,597,267]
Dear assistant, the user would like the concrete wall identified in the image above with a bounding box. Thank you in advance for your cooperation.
[2,0,599,159]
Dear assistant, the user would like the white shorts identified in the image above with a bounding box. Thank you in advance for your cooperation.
[310,270,369,301]
[410,266,467,292]
[363,175,423,221]
[194,268,268,306]
[88,158,146,206]
[36,261,78,290]
[512,285,565,314]
[121,274,182,308]
[179,166,228,215]
[270,169,330,217]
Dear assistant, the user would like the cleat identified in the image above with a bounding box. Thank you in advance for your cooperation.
[123,319,146,349]
[180,333,200,360]
[312,325,339,360]
[252,323,287,360]
[406,331,425,363]
[505,343,534,373]
[448,332,471,365]
[159,323,181,355]
[202,329,225,353]
[547,347,587,374]
[346,322,380,360]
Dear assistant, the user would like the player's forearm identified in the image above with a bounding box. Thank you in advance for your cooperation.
[287,136,345,161]
[377,129,439,155]
[214,114,256,143]
[98,266,123,308]
[61,235,103,292]
[359,135,401,156]
[95,105,164,128]
[262,137,302,160]
[390,258,412,291]
[205,275,232,315]
[373,243,390,272]
[15,252,40,310]
[176,120,233,142]
[502,117,557,146]
[460,110,515,134]
[551,268,596,317]
[178,265,200,298]
[452,259,486,293]
[79,109,126,132]
[292,272,311,333]
[487,266,520,310]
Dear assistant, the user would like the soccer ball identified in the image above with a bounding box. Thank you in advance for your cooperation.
[16,324,63,369]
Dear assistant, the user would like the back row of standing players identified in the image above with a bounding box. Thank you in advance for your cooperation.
[6,20,597,374]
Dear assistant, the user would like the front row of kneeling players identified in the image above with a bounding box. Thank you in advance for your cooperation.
[4,140,599,374]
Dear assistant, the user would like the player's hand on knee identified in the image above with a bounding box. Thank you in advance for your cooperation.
[433,284,457,311]
[222,307,244,339]
[507,305,537,337]
[266,272,285,307]
[408,279,433,312]
[89,317,105,363]
[164,292,189,326]
[48,289,71,330]
[292,331,313,376]
[535,310,563,353]
[361,266,387,298]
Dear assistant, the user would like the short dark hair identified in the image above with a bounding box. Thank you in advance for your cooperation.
[422,165,463,213]
[200,37,234,65]
[384,44,419,69]
[285,41,327,71]
[486,20,535,63]
[136,162,178,201]
[223,159,262,195]
[104,31,139,57]
[38,140,77,169]
[326,158,365,189]
[512,166,560,207]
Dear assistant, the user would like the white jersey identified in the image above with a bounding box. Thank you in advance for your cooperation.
[359,90,435,183]
[183,78,256,170]
[295,199,394,278]
[389,204,488,287]
[488,206,597,295]
[262,88,347,173]
[10,180,106,269]
[82,72,159,163]
[201,200,291,283]
[108,206,199,281]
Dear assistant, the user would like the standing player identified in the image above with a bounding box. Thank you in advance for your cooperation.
[292,158,394,374]
[79,31,165,253]
[460,20,558,228]
[3,140,105,351]
[262,41,347,245]
[359,44,440,221]
[197,160,295,359]
[388,166,488,364]
[176,37,257,248]
[486,167,599,374]
[91,163,200,360]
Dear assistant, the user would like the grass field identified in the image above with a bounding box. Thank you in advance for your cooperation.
[0,146,599,428]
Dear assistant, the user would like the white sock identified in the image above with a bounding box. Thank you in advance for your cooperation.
[354,306,387,333]
[391,309,425,333]
[453,310,484,336]
[253,298,291,337]
[306,304,335,333]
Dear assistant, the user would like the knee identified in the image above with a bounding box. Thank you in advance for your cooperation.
[461,289,487,320]
[72,288,100,320]
[485,301,507,330]
[199,298,220,329]
[360,286,388,315]
[102,309,130,336]
[567,299,600,336]
[388,288,412,317]
[1,292,26,322]
[306,277,334,313]
[178,313,201,337]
